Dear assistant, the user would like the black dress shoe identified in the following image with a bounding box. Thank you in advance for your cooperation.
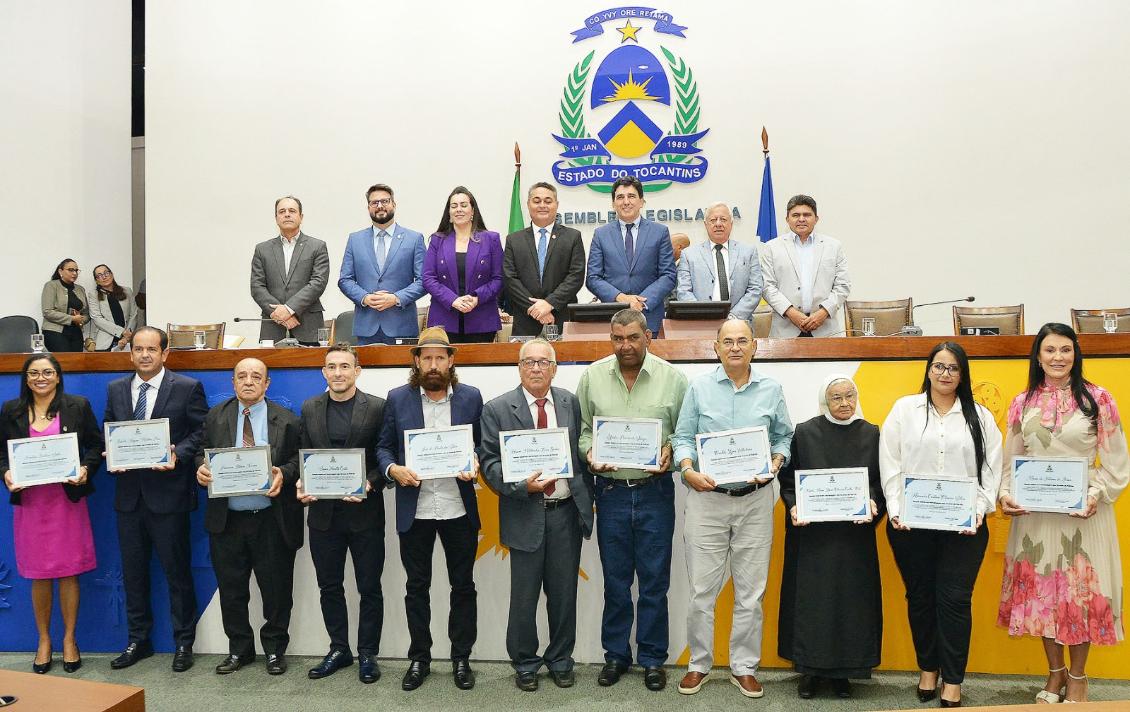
[453,658,475,690]
[597,661,628,687]
[171,646,194,672]
[832,678,852,699]
[110,641,153,670]
[357,654,380,684]
[215,654,253,675]
[515,671,538,691]
[940,698,962,708]
[266,653,287,675]
[917,684,938,703]
[63,655,82,673]
[402,661,430,691]
[798,673,816,699]
[307,649,353,680]
[549,669,575,688]
[644,666,667,691]
[32,658,52,674]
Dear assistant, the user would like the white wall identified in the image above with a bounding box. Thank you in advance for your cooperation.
[2,1,132,328]
[146,1,1130,340]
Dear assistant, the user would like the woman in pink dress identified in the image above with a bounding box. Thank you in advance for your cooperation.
[1,353,103,674]
[997,323,1127,703]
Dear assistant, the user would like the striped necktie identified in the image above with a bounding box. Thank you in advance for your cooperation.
[133,382,150,421]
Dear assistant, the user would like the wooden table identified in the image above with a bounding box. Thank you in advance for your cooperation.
[0,670,144,712]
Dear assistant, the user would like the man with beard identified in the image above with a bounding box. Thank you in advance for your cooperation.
[297,344,387,684]
[576,309,688,691]
[376,327,483,691]
[338,183,427,344]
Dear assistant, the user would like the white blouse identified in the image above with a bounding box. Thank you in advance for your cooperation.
[879,392,1003,519]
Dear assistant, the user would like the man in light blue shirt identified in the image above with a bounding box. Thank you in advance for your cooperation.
[671,320,792,698]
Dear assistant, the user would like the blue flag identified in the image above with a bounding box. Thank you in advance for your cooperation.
[756,156,776,243]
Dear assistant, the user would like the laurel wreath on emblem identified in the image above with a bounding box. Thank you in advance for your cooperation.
[558,47,701,194]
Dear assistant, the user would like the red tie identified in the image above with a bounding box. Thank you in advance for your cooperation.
[535,398,555,496]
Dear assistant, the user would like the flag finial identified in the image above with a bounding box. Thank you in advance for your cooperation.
[761,127,769,156]
[514,142,521,168]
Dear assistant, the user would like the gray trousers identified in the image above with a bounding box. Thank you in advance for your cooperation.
[683,485,775,676]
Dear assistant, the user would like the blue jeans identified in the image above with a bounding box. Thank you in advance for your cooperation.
[595,474,675,668]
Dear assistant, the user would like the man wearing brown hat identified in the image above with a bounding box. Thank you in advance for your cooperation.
[376,327,484,692]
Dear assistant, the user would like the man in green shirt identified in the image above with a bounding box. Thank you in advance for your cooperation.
[576,309,688,691]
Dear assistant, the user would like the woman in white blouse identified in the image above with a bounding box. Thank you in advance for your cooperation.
[880,342,1002,708]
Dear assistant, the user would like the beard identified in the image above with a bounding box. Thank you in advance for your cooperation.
[421,369,450,391]
[371,208,396,225]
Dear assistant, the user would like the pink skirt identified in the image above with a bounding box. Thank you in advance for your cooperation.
[12,483,97,579]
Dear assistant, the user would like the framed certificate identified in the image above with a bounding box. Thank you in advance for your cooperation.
[900,474,978,532]
[1012,456,1088,514]
[206,446,273,498]
[592,416,662,469]
[795,467,871,523]
[7,432,81,487]
[300,449,367,499]
[500,427,573,483]
[104,418,171,471]
[695,426,772,485]
[405,424,475,480]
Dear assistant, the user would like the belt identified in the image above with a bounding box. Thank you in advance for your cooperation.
[228,507,268,515]
[543,495,573,510]
[599,473,666,488]
[711,481,769,497]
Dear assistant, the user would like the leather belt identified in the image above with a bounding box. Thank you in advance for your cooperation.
[543,496,573,510]
[711,481,768,497]
[599,473,665,488]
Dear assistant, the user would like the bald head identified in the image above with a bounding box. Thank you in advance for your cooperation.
[671,233,690,260]
[233,358,270,406]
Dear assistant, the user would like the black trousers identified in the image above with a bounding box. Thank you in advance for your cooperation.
[309,519,385,655]
[399,515,477,662]
[117,508,198,647]
[210,510,296,657]
[507,504,582,673]
[43,328,83,352]
[887,522,988,684]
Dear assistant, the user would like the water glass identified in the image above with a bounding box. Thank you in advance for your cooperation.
[861,317,876,337]
[543,324,560,341]
[1103,312,1118,334]
[317,327,330,347]
[30,333,45,353]
[193,330,206,350]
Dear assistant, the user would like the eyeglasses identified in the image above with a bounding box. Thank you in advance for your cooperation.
[828,392,858,404]
[930,363,961,376]
[719,338,752,349]
[26,369,57,379]
[63,267,80,274]
[368,198,393,207]
[518,358,555,370]
[94,272,112,279]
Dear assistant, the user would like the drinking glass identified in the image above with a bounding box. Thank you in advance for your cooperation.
[317,327,330,347]
[30,333,45,353]
[861,317,876,337]
[193,330,206,350]
[1103,312,1118,334]
[543,324,560,341]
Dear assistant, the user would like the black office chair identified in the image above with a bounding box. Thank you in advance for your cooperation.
[333,310,357,345]
[0,315,39,353]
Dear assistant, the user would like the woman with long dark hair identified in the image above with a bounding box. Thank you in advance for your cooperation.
[421,186,503,343]
[40,259,89,352]
[997,323,1126,703]
[88,264,137,351]
[880,342,1002,707]
[0,354,103,674]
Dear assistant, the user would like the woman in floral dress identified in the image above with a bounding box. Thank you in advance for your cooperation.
[998,323,1127,704]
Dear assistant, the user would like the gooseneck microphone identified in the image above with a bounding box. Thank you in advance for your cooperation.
[233,317,302,348]
[913,296,976,310]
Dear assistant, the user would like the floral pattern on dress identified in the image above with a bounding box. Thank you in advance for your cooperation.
[1007,383,1122,449]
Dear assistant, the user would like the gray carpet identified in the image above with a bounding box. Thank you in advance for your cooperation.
[2,654,1129,711]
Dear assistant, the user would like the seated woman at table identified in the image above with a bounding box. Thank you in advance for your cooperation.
[40,258,90,353]
[88,264,137,351]
[997,323,1127,704]
[0,353,104,674]
[778,374,883,700]
[879,342,1002,708]
[422,186,503,343]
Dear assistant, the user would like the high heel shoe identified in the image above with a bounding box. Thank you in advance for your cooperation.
[63,654,82,673]
[939,681,962,707]
[916,670,939,702]
[1035,665,1066,704]
[1063,671,1087,704]
[32,654,53,674]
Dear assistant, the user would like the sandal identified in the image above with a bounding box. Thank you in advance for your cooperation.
[1035,666,1066,704]
[1063,672,1087,704]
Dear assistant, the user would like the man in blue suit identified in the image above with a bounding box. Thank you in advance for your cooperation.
[104,326,208,673]
[376,327,483,692]
[586,176,676,334]
[338,183,427,344]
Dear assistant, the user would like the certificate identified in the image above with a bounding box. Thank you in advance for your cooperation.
[695,426,772,485]
[300,449,367,499]
[500,427,573,483]
[104,418,171,470]
[592,416,662,469]
[1012,456,1088,514]
[206,446,273,498]
[795,467,871,522]
[900,474,978,532]
[405,424,474,480]
[6,432,81,487]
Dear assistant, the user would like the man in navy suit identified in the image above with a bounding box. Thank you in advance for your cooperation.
[105,326,208,673]
[586,176,676,334]
[338,183,427,344]
[376,327,483,692]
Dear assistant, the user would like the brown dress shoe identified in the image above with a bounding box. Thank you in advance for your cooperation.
[731,674,765,698]
[678,671,708,695]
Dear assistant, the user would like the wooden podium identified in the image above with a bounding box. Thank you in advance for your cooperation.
[0,670,144,711]
[661,318,725,340]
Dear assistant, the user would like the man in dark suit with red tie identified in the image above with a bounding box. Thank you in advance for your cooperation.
[105,326,208,673]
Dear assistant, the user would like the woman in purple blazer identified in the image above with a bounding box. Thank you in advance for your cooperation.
[422,186,503,343]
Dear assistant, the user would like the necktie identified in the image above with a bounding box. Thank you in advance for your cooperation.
[242,407,255,448]
[133,382,150,420]
[535,397,555,496]
[714,244,730,302]
[376,230,388,272]
[537,228,548,279]
[624,223,635,268]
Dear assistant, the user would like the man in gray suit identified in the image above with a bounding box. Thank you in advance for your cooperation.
[675,203,762,322]
[479,338,594,692]
[250,196,331,345]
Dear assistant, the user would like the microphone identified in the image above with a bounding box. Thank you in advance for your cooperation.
[233,317,303,348]
[902,296,974,336]
[913,296,975,310]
